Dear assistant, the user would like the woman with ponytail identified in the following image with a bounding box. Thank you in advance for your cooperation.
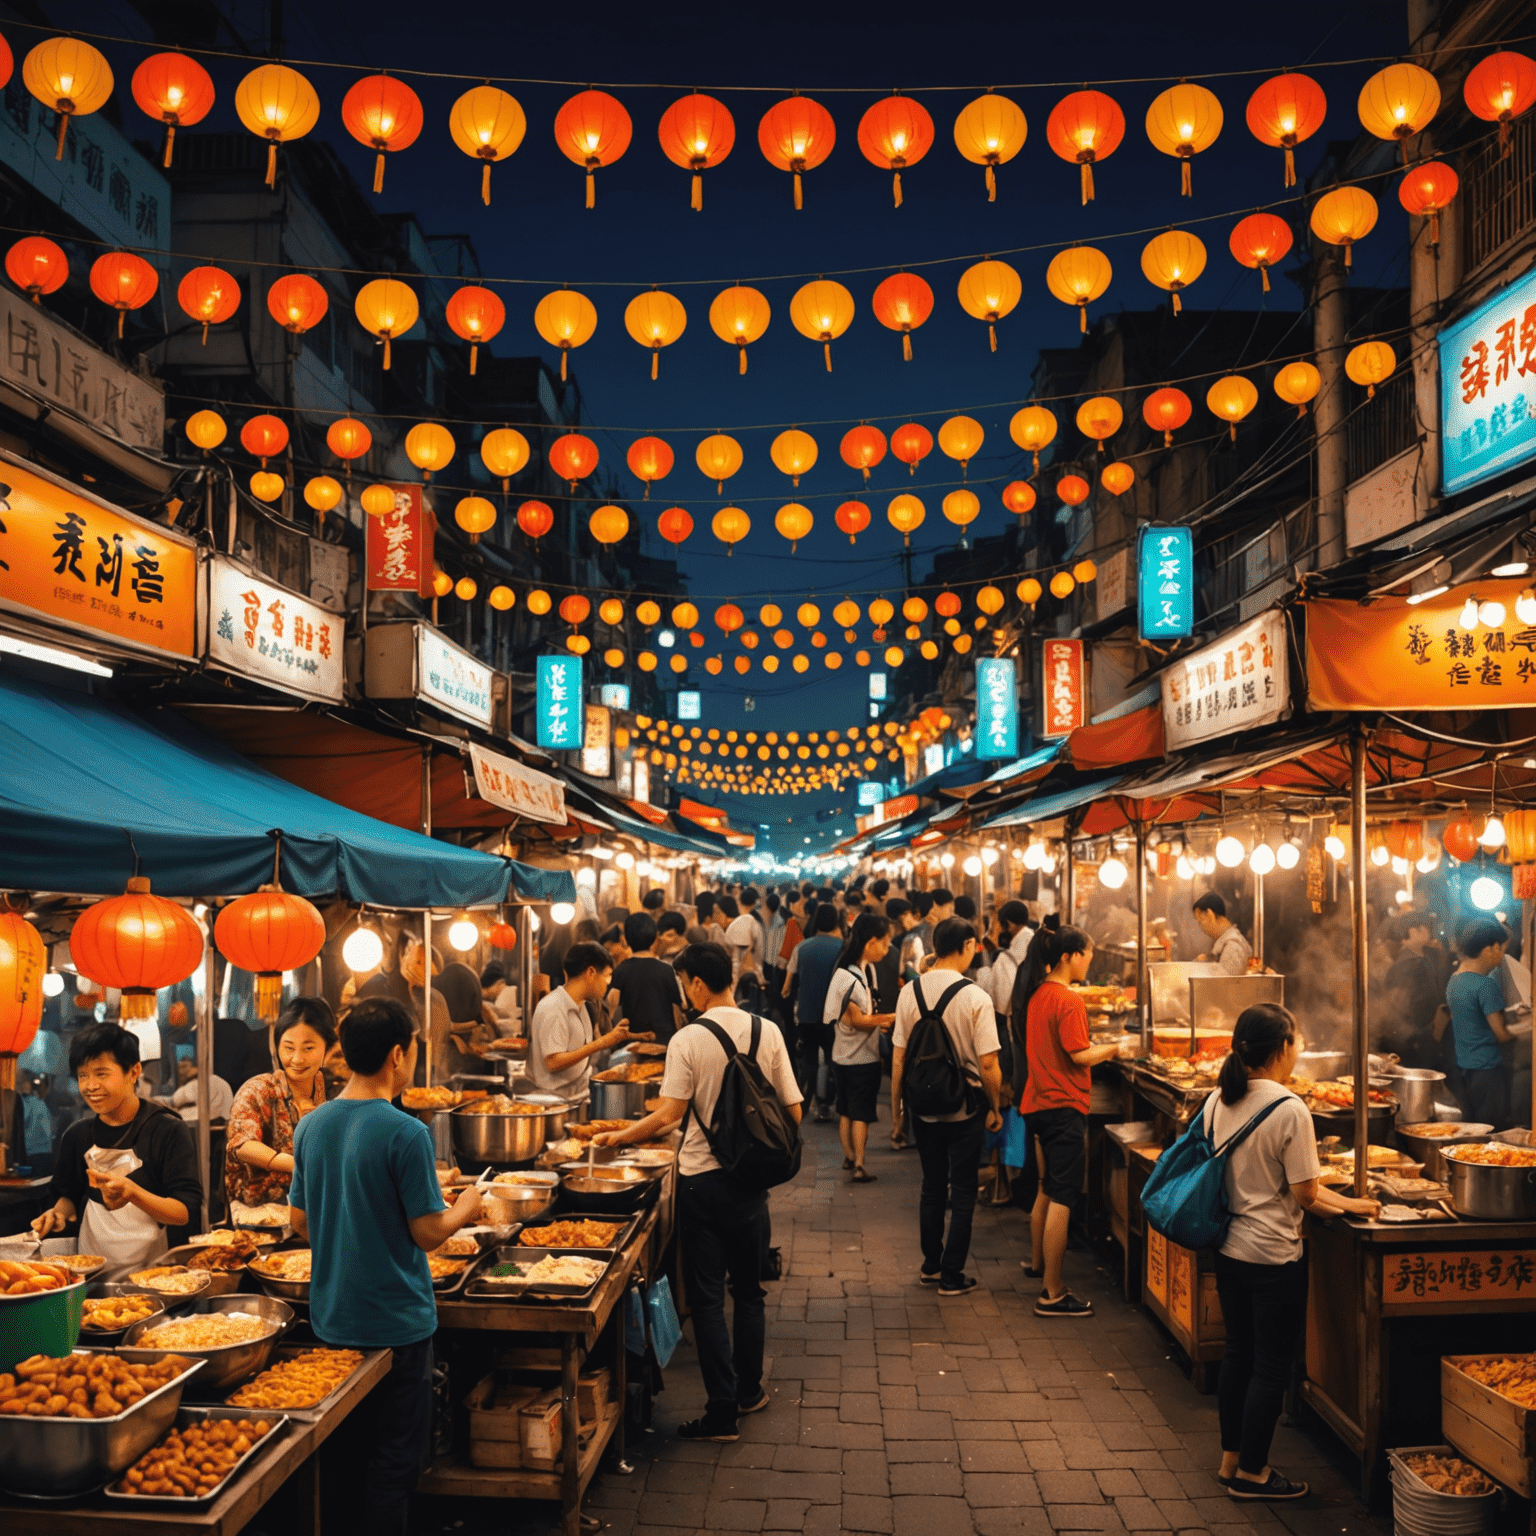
[824,913,895,1183]
[1017,925,1119,1318]
[1209,1005,1378,1502]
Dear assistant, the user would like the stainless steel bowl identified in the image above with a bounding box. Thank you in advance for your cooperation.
[118,1294,294,1398]
[80,1287,167,1344]
[479,1184,557,1223]
[1395,1123,1495,1181]
[246,1253,311,1302]
[517,1092,573,1140]
[617,1149,674,1175]
[1444,1147,1536,1221]
[160,1243,248,1298]
[122,1266,213,1302]
[0,1352,206,1497]
[560,1166,654,1213]
[1381,1067,1447,1126]
[590,1077,651,1120]
[449,1102,551,1165]
[1294,1050,1347,1081]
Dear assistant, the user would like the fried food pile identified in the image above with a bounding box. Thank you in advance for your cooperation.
[251,1251,312,1282]
[1,1353,191,1418]
[1458,1355,1536,1408]
[113,1416,277,1498]
[228,1349,363,1410]
[1401,1453,1497,1496]
[129,1266,208,1295]
[518,1219,623,1249]
[82,1294,160,1331]
[0,1259,70,1294]
[1445,1143,1536,1168]
[137,1314,276,1350]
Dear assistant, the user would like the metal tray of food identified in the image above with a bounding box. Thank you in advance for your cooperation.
[463,1245,618,1301]
[79,1289,168,1343]
[244,1249,312,1302]
[187,1228,279,1248]
[160,1242,250,1296]
[55,1254,108,1283]
[513,1212,639,1251]
[121,1265,214,1301]
[0,1353,206,1498]
[118,1295,294,1398]
[427,1255,479,1295]
[220,1344,373,1422]
[102,1405,290,1505]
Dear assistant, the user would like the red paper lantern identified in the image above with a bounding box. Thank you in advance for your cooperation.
[1442,819,1479,863]
[131,52,215,167]
[444,285,505,375]
[657,506,693,545]
[240,413,290,465]
[626,436,674,497]
[214,886,326,1021]
[657,92,735,210]
[554,89,632,208]
[488,920,517,950]
[890,422,933,475]
[758,95,836,208]
[835,500,871,544]
[1142,387,1193,446]
[1383,820,1425,862]
[559,594,591,625]
[1463,51,1536,151]
[1228,212,1294,293]
[0,910,44,1060]
[340,74,424,193]
[714,603,745,633]
[935,591,962,618]
[1046,89,1125,204]
[840,425,888,481]
[5,235,67,302]
[1002,481,1037,515]
[548,433,599,490]
[517,500,554,539]
[327,417,372,464]
[1398,160,1460,247]
[858,96,935,207]
[89,251,159,337]
[70,878,205,1020]
[1058,474,1090,506]
[1245,73,1327,186]
[870,271,934,361]
[176,265,240,343]
[267,273,329,334]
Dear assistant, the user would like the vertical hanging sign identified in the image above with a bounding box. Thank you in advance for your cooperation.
[1137,525,1194,640]
[365,484,437,599]
[1041,640,1087,738]
[581,704,612,778]
[975,656,1019,759]
[536,654,584,750]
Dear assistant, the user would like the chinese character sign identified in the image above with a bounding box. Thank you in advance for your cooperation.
[1138,525,1194,640]
[365,484,436,598]
[1163,609,1289,749]
[974,656,1021,757]
[676,690,701,720]
[581,704,612,778]
[600,683,630,711]
[207,556,342,702]
[417,627,493,726]
[1039,643,1085,740]
[1382,1249,1536,1308]
[1306,579,1536,711]
[857,780,885,808]
[0,458,194,657]
[470,745,567,825]
[1440,264,1536,496]
[537,655,584,749]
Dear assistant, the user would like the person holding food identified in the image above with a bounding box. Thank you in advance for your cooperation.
[288,997,481,1536]
[527,941,631,1109]
[825,913,896,1184]
[31,1021,202,1267]
[224,996,336,1212]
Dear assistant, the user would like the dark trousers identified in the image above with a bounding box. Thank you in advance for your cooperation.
[797,1022,834,1109]
[339,1336,434,1536]
[680,1170,768,1421]
[913,1114,985,1284]
[1462,1066,1509,1129]
[1213,1254,1307,1474]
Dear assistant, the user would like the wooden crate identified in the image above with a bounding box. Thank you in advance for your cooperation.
[1441,1355,1536,1498]
[464,1375,540,1469]
[578,1367,611,1424]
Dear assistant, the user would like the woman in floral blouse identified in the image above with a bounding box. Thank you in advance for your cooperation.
[224,997,336,1208]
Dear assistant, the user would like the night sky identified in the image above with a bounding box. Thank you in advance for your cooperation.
[64,1,1410,843]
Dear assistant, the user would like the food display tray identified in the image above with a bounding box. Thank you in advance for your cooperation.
[462,1246,617,1301]
[78,1288,169,1344]
[514,1211,639,1250]
[101,1406,290,1506]
[217,1345,370,1422]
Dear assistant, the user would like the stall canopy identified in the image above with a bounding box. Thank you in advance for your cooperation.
[0,674,572,906]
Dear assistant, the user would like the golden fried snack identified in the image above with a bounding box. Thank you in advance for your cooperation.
[1459,1355,1536,1408]
[227,1349,363,1410]
[1402,1454,1497,1496]
[138,1315,275,1350]
[114,1416,276,1498]
[0,1353,190,1418]
[517,1219,622,1249]
[82,1295,160,1331]
[0,1259,70,1294]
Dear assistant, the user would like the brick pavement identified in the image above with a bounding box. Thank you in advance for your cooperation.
[415,1118,1393,1536]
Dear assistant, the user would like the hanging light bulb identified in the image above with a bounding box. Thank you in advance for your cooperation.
[528,911,541,933]
[1325,833,1347,860]
[1010,846,1025,862]
[575,867,597,888]
[1216,835,1246,868]
[1098,856,1129,890]
[1394,890,1413,906]
[615,851,636,869]
[1249,844,1276,876]
[1517,588,1536,624]
[1470,875,1503,911]
[1176,855,1195,881]
[1276,840,1302,870]
[1391,856,1410,876]
[1023,843,1044,870]
[940,852,956,869]
[963,855,983,877]
[342,924,384,973]
[981,847,1000,866]
[1480,815,1506,850]
[1459,597,1480,630]
[1416,853,1436,873]
[42,970,65,997]
[1479,600,1507,627]
[1039,851,1058,875]
[448,915,479,952]
[1371,843,1390,866]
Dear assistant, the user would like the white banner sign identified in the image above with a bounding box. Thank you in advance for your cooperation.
[418,627,492,726]
[471,745,567,825]
[207,556,344,702]
[1162,609,1288,750]
[581,704,612,779]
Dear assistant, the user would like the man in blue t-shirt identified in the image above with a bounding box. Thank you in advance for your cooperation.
[783,903,844,1122]
[1437,918,1515,1128]
[290,999,481,1536]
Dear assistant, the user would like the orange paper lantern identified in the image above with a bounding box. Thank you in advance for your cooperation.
[657,506,694,545]
[267,273,328,334]
[835,501,871,544]
[715,603,745,633]
[1228,212,1293,292]
[1141,230,1206,314]
[518,500,554,540]
[1002,481,1036,515]
[696,433,743,492]
[449,85,526,205]
[708,285,770,374]
[554,89,632,208]
[1045,246,1112,333]
[886,493,925,546]
[0,910,44,1060]
[455,495,497,542]
[177,265,240,344]
[327,417,372,465]
[233,62,320,186]
[1101,461,1136,496]
[624,290,687,380]
[341,74,423,193]
[131,52,215,167]
[1009,405,1058,473]
[953,92,1027,201]
[840,425,887,482]
[444,285,505,375]
[1398,161,1459,247]
[1346,339,1396,398]
[1310,186,1378,269]
[956,260,1021,352]
[1075,396,1123,452]
[1358,63,1440,160]
[658,93,735,210]
[488,920,518,950]
[70,877,205,1020]
[215,887,325,1021]
[481,428,530,491]
[548,433,599,489]
[1274,360,1321,415]
[871,271,934,361]
[240,413,289,465]
[858,95,934,207]
[1143,387,1193,446]
[1443,819,1479,863]
[890,422,933,475]
[774,502,813,552]
[1057,475,1090,507]
[938,416,984,475]
[789,280,854,372]
[1246,72,1326,187]
[1464,51,1536,152]
[1046,89,1125,204]
[559,594,591,625]
[533,288,597,381]
[627,436,674,497]
[5,236,67,302]
[404,422,454,480]
[24,38,113,161]
[1207,375,1259,440]
[354,277,419,369]
[1145,82,1223,196]
[759,95,836,208]
[89,251,158,337]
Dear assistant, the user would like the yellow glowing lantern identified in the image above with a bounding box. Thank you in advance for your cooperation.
[789,279,855,371]
[526,589,552,615]
[1206,375,1259,440]
[1346,339,1396,398]
[638,651,658,672]
[604,646,624,666]
[1358,63,1440,159]
[1310,185,1378,268]
[884,646,905,667]
[455,577,478,602]
[938,415,984,475]
[598,598,624,625]
[1076,395,1123,452]
[590,506,629,545]
[25,38,114,160]
[943,489,980,527]
[489,586,516,611]
[455,495,497,542]
[1018,577,1043,605]
[354,277,418,370]
[480,427,530,493]
[250,470,284,503]
[887,494,925,546]
[920,640,939,660]
[833,599,861,627]
[953,92,1027,200]
[712,506,750,553]
[360,484,397,517]
[449,85,526,205]
[902,597,929,623]
[533,289,597,382]
[770,428,818,486]
[669,653,688,674]
[1141,230,1206,314]
[1045,246,1112,334]
[775,503,813,551]
[1010,405,1058,473]
[234,63,320,186]
[304,475,343,515]
[1101,461,1136,495]
[956,260,1021,352]
[430,571,453,599]
[1074,560,1098,584]
[708,285,770,374]
[1274,360,1321,416]
[868,598,895,626]
[977,585,1005,615]
[825,652,843,670]
[1145,82,1224,196]
[186,409,227,451]
[797,602,822,626]
[404,422,454,480]
[624,290,687,380]
[696,432,743,492]
[636,600,660,626]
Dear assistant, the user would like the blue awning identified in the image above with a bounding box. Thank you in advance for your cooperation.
[977,773,1126,831]
[0,673,572,907]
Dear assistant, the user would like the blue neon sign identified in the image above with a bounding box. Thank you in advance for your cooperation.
[536,655,584,750]
[1138,525,1194,640]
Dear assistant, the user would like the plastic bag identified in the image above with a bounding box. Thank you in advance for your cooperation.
[85,1144,143,1180]
[645,1275,682,1370]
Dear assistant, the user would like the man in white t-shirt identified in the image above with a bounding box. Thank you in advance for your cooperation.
[891,919,1003,1297]
[724,887,764,985]
[594,941,801,1444]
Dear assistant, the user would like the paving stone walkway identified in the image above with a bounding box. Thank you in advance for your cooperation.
[417,1117,1393,1536]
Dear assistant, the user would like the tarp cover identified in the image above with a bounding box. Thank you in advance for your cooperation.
[0,675,573,906]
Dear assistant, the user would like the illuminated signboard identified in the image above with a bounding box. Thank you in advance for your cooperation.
[536,655,584,749]
[857,781,885,808]
[1040,641,1086,738]
[868,672,887,701]
[676,690,701,720]
[975,656,1019,759]
[600,683,630,710]
[1138,525,1194,640]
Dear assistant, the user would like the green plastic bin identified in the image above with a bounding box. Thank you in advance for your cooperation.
[0,1277,87,1371]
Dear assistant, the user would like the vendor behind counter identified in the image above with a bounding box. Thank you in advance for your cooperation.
[31,1021,202,1266]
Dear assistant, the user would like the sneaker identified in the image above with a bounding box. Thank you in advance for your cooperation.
[918,1269,941,1285]
[1227,1471,1308,1501]
[1020,1262,1043,1278]
[1035,1290,1094,1318]
[678,1415,739,1442]
[937,1275,978,1297]
[737,1390,770,1415]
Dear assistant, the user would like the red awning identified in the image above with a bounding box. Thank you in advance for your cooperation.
[1070,703,1165,770]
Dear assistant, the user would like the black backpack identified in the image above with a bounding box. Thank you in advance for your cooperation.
[690,1015,803,1191]
[902,978,977,1118]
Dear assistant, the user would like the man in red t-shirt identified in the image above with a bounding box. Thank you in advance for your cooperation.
[1020,930,1118,1317]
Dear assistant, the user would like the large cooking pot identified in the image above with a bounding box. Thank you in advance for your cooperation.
[590,1077,650,1120]
[1395,1122,1495,1181]
[1294,1050,1347,1081]
[449,1103,547,1165]
[516,1092,573,1140]
[1383,1067,1446,1126]
[1444,1147,1536,1221]
[1307,1099,1398,1148]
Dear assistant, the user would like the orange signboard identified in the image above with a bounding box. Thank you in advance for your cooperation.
[1307,579,1536,712]
[0,457,196,658]
[1382,1249,1536,1309]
